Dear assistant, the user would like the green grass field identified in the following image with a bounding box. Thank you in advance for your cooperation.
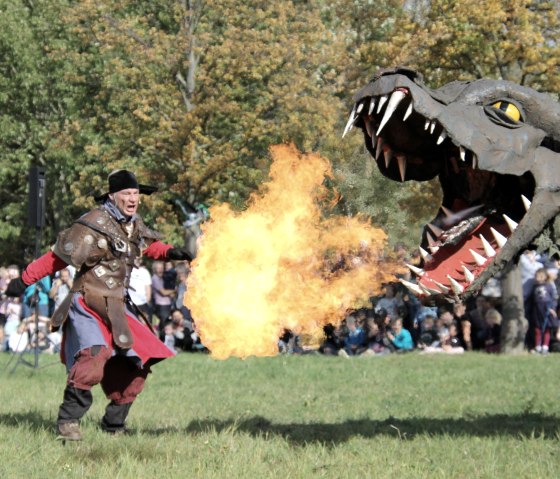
[1,351,559,478]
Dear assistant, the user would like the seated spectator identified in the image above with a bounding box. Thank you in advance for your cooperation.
[484,308,502,353]
[422,323,465,354]
[417,314,439,349]
[320,323,345,355]
[339,314,367,357]
[374,283,404,320]
[362,311,390,355]
[453,301,471,350]
[2,299,21,352]
[8,322,28,353]
[159,322,177,353]
[387,317,413,352]
[467,295,492,350]
[169,309,196,352]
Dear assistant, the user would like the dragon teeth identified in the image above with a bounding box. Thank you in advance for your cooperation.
[424,119,430,131]
[356,102,364,114]
[368,97,376,115]
[377,90,407,136]
[403,102,413,121]
[447,275,464,294]
[429,120,436,134]
[406,263,425,276]
[469,248,487,266]
[427,223,444,238]
[384,145,393,168]
[459,146,466,161]
[342,105,357,138]
[431,280,450,294]
[375,136,384,161]
[437,130,447,145]
[502,214,518,233]
[400,279,424,296]
[397,154,407,182]
[521,195,532,211]
[479,234,496,257]
[376,94,388,113]
[490,227,507,248]
[419,247,433,262]
[462,265,475,283]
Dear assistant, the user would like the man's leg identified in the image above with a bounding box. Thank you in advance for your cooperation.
[100,355,151,434]
[57,345,112,440]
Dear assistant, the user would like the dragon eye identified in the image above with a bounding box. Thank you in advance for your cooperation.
[491,101,521,122]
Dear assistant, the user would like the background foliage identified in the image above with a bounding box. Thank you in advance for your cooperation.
[0,0,558,263]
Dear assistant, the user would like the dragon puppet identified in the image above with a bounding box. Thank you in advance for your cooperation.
[344,67,560,300]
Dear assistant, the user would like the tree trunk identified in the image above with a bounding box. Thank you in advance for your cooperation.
[500,264,528,354]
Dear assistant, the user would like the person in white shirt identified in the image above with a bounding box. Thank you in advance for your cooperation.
[128,257,152,324]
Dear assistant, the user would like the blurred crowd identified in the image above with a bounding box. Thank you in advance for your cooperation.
[2,243,558,358]
[282,244,560,357]
[0,259,204,355]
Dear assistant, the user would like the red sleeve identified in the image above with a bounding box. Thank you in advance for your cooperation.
[144,240,172,260]
[22,251,68,285]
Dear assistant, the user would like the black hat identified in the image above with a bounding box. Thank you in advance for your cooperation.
[94,169,157,203]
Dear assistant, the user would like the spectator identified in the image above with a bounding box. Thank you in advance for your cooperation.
[467,295,492,350]
[128,257,152,323]
[362,310,390,355]
[453,301,471,350]
[0,266,9,293]
[174,262,193,321]
[49,268,73,310]
[526,267,558,354]
[339,314,367,357]
[421,322,465,354]
[8,322,28,353]
[483,308,502,353]
[22,275,51,319]
[320,323,344,355]
[387,317,413,352]
[521,249,544,300]
[417,314,439,349]
[151,260,175,327]
[159,322,177,353]
[374,283,403,320]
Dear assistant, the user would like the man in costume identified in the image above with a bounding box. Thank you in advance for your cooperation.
[7,169,191,440]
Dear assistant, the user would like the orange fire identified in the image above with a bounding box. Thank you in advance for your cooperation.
[185,144,397,359]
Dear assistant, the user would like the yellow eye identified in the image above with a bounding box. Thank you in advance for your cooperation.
[491,101,521,122]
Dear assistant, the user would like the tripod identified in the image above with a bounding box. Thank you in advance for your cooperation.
[8,226,58,373]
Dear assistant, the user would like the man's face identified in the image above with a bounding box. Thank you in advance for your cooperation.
[60,270,70,283]
[110,188,140,217]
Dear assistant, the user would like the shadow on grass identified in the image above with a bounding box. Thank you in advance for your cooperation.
[2,411,559,444]
[150,413,560,444]
[0,411,53,433]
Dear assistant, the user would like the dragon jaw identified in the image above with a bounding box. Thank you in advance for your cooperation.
[347,68,560,299]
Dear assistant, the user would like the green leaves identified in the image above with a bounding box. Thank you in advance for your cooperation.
[1,0,558,263]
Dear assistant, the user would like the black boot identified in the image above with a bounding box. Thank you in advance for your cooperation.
[56,386,93,440]
[101,401,132,435]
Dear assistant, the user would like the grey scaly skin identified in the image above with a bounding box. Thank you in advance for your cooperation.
[345,67,560,298]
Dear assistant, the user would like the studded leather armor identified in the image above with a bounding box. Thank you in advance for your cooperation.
[51,207,161,348]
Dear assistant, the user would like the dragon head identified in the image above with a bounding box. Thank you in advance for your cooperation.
[346,67,560,298]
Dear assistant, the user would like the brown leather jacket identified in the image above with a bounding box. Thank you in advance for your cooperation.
[51,207,161,348]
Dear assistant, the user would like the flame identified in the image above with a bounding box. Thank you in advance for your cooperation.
[185,144,397,359]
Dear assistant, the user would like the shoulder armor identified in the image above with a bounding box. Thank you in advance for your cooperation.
[136,217,162,241]
[53,209,109,268]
